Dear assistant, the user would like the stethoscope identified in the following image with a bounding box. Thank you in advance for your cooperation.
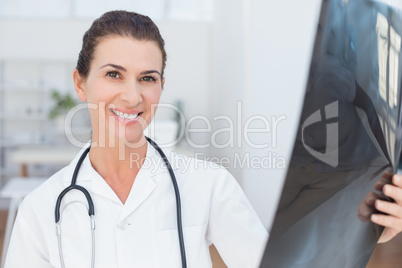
[54,136,187,268]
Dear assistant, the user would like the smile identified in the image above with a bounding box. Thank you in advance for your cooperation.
[111,109,142,120]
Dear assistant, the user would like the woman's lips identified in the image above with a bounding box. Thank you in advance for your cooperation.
[110,108,143,124]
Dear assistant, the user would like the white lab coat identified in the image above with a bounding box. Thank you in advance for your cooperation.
[5,142,268,268]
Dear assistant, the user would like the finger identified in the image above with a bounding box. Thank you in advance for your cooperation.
[383,184,402,204]
[371,213,402,230]
[357,192,379,222]
[357,202,375,222]
[365,191,378,206]
[374,178,388,191]
[382,170,393,181]
[393,174,402,187]
[375,199,402,217]
[364,191,385,204]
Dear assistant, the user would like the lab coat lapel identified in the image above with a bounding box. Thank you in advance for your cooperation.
[145,146,182,177]
[119,164,156,220]
[118,142,164,220]
[61,142,180,220]
[90,145,158,209]
[119,143,180,219]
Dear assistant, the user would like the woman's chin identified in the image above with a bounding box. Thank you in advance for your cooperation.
[115,132,147,149]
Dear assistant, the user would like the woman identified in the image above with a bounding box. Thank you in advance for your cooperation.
[5,11,268,268]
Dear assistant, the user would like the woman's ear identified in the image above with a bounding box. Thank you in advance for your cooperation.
[73,69,87,102]
[161,78,165,89]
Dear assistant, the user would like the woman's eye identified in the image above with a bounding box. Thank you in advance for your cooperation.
[141,76,156,82]
[107,71,120,79]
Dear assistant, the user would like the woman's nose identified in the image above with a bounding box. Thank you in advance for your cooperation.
[120,81,143,105]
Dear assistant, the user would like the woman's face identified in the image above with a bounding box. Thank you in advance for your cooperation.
[74,36,164,146]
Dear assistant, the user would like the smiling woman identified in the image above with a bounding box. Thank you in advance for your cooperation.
[74,37,164,153]
[4,10,268,268]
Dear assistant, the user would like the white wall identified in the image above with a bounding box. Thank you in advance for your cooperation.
[209,0,322,229]
[208,0,246,173]
[158,21,210,126]
[0,19,91,61]
[244,0,322,229]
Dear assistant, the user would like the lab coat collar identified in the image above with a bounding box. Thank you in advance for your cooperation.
[144,145,183,177]
[60,141,182,218]
[62,142,91,185]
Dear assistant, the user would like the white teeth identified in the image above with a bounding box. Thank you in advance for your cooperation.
[112,109,139,120]
[127,114,137,120]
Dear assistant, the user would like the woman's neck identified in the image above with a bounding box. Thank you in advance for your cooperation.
[88,137,148,204]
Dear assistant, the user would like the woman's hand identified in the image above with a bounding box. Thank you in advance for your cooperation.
[370,173,402,243]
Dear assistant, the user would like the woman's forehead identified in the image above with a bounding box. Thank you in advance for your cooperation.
[92,36,163,70]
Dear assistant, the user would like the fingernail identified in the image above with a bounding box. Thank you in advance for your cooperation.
[384,185,390,194]
[394,175,400,184]
[371,214,378,221]
[376,200,383,208]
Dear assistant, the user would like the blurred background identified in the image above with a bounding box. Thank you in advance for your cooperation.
[0,1,323,266]
[0,0,321,228]
[0,0,216,184]
[1,0,402,267]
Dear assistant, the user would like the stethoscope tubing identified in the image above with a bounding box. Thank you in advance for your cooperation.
[145,136,187,268]
[54,137,187,268]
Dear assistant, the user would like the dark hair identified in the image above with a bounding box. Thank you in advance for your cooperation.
[76,10,167,79]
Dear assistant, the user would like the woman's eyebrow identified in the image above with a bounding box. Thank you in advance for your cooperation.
[100,63,127,72]
[141,70,161,76]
